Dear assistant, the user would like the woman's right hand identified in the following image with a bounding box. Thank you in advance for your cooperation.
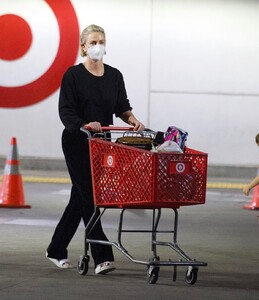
[84,122,102,132]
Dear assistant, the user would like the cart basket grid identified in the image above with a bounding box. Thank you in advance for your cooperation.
[90,138,208,208]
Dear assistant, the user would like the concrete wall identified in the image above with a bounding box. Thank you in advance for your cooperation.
[1,0,259,168]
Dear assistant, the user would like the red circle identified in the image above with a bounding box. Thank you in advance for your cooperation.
[0,0,79,108]
[0,14,32,60]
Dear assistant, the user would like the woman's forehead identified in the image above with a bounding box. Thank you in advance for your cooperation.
[87,31,105,41]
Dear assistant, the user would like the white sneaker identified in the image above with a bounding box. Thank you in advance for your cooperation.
[95,261,116,275]
[46,252,73,269]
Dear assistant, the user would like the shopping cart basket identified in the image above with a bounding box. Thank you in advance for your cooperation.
[78,126,208,285]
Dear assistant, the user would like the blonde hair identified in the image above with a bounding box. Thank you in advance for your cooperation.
[80,24,105,57]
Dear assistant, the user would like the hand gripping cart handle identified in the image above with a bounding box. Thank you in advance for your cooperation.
[78,126,208,285]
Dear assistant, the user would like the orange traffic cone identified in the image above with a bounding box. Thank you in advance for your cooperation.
[243,185,259,210]
[0,137,31,208]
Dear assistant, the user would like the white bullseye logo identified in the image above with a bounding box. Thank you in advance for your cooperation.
[107,155,114,167]
[0,0,79,108]
[176,162,185,173]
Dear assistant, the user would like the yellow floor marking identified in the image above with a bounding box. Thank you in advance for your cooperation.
[1,176,247,189]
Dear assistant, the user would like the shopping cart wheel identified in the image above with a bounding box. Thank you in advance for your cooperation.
[185,266,198,285]
[147,256,160,284]
[77,255,90,275]
[147,266,160,284]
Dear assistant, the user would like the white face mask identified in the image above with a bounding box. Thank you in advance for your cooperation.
[87,44,105,61]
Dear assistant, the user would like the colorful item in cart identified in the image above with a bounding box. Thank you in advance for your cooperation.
[164,126,188,150]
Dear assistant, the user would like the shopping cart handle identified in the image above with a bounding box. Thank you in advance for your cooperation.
[80,125,135,138]
[83,125,134,131]
[102,126,135,131]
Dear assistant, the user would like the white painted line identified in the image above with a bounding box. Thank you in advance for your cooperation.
[2,218,86,228]
[52,189,70,195]
[3,218,58,227]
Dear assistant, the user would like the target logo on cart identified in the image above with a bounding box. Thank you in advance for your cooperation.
[0,0,79,108]
[169,161,191,174]
[103,154,116,168]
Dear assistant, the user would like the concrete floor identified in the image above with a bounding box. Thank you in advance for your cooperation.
[0,178,259,300]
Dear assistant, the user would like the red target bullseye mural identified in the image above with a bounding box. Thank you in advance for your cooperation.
[0,0,79,108]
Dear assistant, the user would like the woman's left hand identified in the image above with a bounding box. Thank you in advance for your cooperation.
[132,120,145,132]
[120,110,145,132]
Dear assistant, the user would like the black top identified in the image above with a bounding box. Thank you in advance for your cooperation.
[59,63,132,133]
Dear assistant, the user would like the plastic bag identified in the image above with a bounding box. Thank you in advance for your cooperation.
[152,140,183,153]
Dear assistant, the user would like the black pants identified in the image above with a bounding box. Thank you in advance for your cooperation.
[47,129,114,266]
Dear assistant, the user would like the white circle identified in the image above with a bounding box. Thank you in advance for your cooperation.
[0,0,59,87]
[176,162,185,173]
[107,155,113,166]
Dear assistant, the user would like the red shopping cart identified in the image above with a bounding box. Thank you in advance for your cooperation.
[77,127,208,285]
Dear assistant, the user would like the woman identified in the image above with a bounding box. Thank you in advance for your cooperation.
[46,24,145,274]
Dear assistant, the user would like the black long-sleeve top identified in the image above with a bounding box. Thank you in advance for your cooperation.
[59,63,132,133]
